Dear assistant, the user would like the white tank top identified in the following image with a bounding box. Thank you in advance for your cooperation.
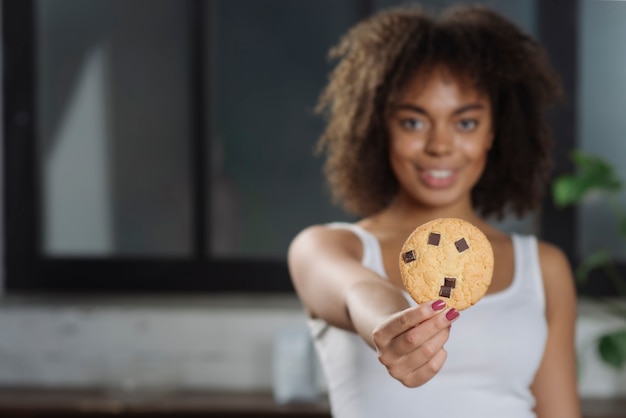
[309,222,548,418]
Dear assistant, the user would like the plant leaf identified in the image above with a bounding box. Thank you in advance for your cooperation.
[575,249,611,284]
[597,330,626,370]
[552,151,622,208]
[572,150,612,176]
[574,151,621,190]
[552,176,586,207]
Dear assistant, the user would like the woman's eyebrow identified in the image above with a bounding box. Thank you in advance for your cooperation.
[452,103,486,115]
[393,104,428,115]
[392,103,486,115]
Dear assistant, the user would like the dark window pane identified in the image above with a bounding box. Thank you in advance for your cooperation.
[37,0,192,256]
[208,0,358,258]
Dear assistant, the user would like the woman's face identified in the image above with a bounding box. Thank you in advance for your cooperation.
[387,66,494,210]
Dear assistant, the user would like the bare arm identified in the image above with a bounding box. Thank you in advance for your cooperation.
[287,225,458,387]
[531,242,582,418]
[288,225,408,337]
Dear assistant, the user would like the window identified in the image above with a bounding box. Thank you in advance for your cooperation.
[3,0,360,292]
[4,0,620,295]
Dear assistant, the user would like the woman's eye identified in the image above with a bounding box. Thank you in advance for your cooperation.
[401,118,425,131]
[457,119,478,131]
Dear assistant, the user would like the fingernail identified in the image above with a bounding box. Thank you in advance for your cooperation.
[432,300,446,311]
[446,308,459,321]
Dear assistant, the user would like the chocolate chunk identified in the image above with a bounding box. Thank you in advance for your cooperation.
[428,232,441,246]
[402,250,416,263]
[455,238,469,253]
[439,286,452,298]
[444,278,456,288]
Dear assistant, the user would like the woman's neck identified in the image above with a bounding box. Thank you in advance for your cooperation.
[370,193,488,232]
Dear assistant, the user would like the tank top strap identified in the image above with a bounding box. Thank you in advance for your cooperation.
[511,234,545,312]
[326,222,387,278]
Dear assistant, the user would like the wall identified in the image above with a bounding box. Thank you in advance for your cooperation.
[0,294,312,393]
[0,295,623,398]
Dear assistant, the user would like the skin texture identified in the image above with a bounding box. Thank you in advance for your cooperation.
[288,66,581,417]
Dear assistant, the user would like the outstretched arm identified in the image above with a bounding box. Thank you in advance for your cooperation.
[288,225,458,387]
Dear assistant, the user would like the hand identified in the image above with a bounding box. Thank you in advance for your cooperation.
[372,300,459,387]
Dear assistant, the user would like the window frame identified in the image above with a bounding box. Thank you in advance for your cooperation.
[3,0,622,295]
[2,0,293,293]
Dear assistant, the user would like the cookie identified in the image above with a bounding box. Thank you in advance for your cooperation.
[399,218,494,311]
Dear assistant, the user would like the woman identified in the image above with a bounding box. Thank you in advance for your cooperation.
[288,4,580,418]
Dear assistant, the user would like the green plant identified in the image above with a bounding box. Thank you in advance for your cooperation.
[552,150,626,369]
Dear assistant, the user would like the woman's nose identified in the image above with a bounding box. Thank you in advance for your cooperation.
[424,126,453,156]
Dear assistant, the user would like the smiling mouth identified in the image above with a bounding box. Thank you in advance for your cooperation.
[420,168,457,188]
[427,169,453,179]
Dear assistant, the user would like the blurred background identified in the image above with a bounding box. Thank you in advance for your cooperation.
[1,0,626,415]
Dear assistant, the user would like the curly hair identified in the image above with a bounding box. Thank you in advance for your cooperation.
[316,4,563,219]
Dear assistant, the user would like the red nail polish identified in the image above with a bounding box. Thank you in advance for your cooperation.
[446,309,459,321]
[432,300,446,311]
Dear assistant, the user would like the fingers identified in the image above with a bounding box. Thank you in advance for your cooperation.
[385,324,450,383]
[399,348,448,388]
[386,306,458,357]
[373,300,460,388]
[372,299,448,345]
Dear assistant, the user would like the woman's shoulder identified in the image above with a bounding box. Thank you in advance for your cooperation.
[501,234,573,285]
[535,239,576,317]
[535,239,572,278]
[289,223,364,261]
